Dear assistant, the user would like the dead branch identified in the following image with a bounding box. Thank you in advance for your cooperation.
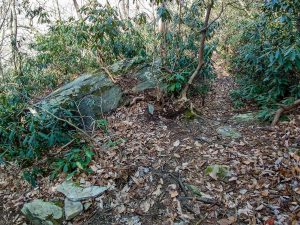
[35,105,92,140]
[177,196,217,204]
[130,96,145,106]
[169,173,188,196]
[271,99,300,126]
[101,66,116,83]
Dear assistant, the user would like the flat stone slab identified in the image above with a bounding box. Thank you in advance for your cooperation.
[21,199,63,225]
[57,181,108,201]
[217,126,241,139]
[64,198,83,220]
[231,112,258,123]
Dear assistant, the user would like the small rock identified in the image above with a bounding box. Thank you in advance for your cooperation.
[80,178,85,184]
[57,181,108,201]
[120,216,142,225]
[232,112,257,123]
[21,199,63,225]
[64,198,83,220]
[217,126,241,139]
[173,140,180,147]
[239,189,247,195]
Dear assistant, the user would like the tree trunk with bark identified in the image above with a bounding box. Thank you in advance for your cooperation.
[55,0,62,21]
[10,0,19,74]
[271,99,300,126]
[179,0,214,101]
[73,0,82,20]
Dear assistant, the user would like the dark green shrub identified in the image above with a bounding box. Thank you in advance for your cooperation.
[228,0,300,120]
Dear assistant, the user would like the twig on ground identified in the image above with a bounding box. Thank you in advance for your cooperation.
[169,173,188,196]
[195,213,208,225]
[130,96,145,106]
[49,139,75,156]
[177,196,217,205]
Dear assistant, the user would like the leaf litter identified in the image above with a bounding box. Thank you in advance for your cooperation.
[0,75,300,225]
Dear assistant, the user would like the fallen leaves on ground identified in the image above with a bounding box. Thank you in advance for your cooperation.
[0,76,300,225]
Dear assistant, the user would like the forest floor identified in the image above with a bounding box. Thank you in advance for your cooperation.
[1,64,300,225]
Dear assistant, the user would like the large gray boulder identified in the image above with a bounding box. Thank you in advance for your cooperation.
[37,58,161,129]
[131,61,161,92]
[21,199,63,225]
[39,73,122,129]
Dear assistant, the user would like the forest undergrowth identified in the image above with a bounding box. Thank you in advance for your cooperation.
[1,62,299,225]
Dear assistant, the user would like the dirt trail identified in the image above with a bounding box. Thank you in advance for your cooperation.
[83,74,299,224]
[0,69,299,225]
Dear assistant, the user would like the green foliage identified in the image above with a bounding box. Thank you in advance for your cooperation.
[33,3,146,75]
[23,167,43,187]
[205,164,231,180]
[0,94,77,163]
[160,0,218,95]
[166,73,187,93]
[227,0,300,120]
[0,60,95,181]
[96,119,109,133]
[51,146,94,180]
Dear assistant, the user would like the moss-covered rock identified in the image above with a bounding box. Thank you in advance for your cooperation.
[38,72,122,129]
[37,58,162,130]
[21,199,63,225]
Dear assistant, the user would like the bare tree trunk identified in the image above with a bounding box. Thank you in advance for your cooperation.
[296,14,300,33]
[238,0,250,16]
[158,1,168,61]
[72,0,82,20]
[120,0,129,19]
[179,1,223,101]
[10,0,18,74]
[126,0,129,18]
[174,0,182,67]
[0,24,6,77]
[55,0,62,21]
[135,0,140,15]
[179,0,213,101]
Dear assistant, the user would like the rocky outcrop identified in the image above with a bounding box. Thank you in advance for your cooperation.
[21,199,63,225]
[37,57,161,129]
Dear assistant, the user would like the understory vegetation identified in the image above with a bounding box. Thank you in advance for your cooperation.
[0,0,299,185]
[226,0,300,120]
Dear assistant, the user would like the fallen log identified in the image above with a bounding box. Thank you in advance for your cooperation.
[271,99,300,126]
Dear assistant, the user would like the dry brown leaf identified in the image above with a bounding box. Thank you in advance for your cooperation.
[174,153,181,158]
[217,216,236,225]
[169,190,179,198]
[261,190,269,197]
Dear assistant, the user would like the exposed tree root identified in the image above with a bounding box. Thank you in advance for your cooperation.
[271,99,300,126]
[130,96,145,106]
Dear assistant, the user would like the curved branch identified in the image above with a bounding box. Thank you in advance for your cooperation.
[271,99,300,126]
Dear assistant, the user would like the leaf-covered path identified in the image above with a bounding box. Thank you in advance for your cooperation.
[82,73,300,224]
[1,73,300,225]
